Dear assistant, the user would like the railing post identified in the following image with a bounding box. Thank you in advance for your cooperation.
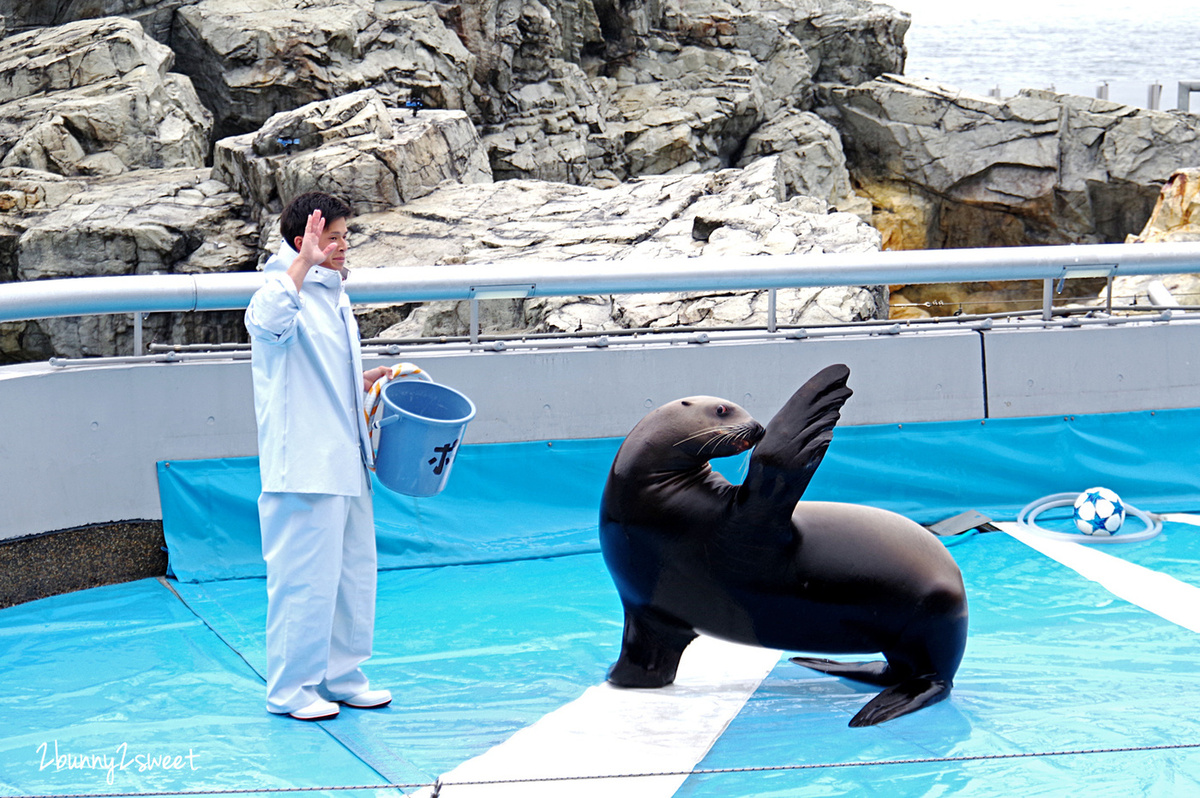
[767,288,777,333]
[466,284,533,347]
[1179,81,1200,112]
[1148,82,1162,110]
[133,312,144,355]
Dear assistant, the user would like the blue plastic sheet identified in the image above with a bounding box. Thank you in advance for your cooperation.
[8,534,1200,796]
[157,438,624,582]
[0,579,394,796]
[155,457,265,580]
[808,407,1200,524]
[157,409,1200,582]
[168,555,622,783]
[682,529,1200,795]
[8,408,1200,796]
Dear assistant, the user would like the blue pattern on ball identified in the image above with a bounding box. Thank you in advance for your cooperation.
[1073,487,1125,535]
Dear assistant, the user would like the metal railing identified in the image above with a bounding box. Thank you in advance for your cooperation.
[1180,81,1200,112]
[987,79,1199,111]
[4,241,1200,357]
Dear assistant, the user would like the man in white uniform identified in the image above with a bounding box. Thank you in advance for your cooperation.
[245,192,391,721]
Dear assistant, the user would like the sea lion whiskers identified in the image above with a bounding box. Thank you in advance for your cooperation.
[704,422,763,455]
[674,421,763,456]
[698,430,738,456]
[672,424,729,447]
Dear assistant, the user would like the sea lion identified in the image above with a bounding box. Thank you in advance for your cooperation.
[598,364,968,727]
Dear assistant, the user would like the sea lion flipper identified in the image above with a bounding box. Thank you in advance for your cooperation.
[607,607,697,689]
[742,364,852,509]
[789,656,897,687]
[848,676,952,727]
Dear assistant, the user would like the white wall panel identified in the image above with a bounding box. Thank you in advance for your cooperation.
[983,322,1200,418]
[0,328,985,539]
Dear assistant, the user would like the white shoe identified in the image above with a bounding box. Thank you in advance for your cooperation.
[337,689,392,709]
[288,698,340,721]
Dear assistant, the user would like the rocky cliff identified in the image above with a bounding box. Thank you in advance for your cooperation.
[1,1,1197,359]
[829,76,1200,250]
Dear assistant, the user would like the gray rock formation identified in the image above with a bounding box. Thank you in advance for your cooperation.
[0,17,211,176]
[597,36,802,179]
[213,89,493,220]
[702,0,909,85]
[155,0,905,186]
[20,4,1199,360]
[829,75,1200,249]
[16,168,253,280]
[0,40,885,363]
[346,155,883,339]
[171,0,480,139]
[473,0,908,184]
[0,16,253,361]
[1,166,256,359]
[0,0,910,192]
[736,108,867,214]
[0,0,185,43]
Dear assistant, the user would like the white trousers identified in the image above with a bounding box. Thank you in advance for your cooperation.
[259,469,377,714]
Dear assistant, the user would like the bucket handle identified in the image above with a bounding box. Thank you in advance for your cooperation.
[365,363,433,460]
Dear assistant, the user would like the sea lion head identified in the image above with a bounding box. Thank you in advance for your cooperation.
[618,396,766,473]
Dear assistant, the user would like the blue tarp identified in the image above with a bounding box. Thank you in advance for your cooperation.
[5,409,1200,796]
[0,578,396,796]
[168,556,622,786]
[686,527,1200,796]
[157,409,1200,581]
[156,438,624,582]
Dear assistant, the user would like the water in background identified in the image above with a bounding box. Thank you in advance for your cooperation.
[890,0,1200,110]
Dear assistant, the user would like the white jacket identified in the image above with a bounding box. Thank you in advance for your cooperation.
[245,241,373,495]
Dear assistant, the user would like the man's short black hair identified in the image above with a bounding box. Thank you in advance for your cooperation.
[280,192,352,247]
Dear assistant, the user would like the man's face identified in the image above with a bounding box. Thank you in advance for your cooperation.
[296,216,349,270]
[317,216,349,270]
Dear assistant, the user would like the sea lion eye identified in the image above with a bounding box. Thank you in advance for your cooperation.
[681,400,692,407]
[716,404,729,416]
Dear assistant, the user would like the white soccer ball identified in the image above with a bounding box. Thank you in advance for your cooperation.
[1072,487,1126,536]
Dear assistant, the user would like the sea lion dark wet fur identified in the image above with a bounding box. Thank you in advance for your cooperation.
[598,364,968,727]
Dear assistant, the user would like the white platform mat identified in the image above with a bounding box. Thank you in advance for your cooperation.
[414,636,782,797]
[1001,521,1200,634]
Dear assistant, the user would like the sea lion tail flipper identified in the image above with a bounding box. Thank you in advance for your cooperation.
[789,656,897,687]
[743,365,852,506]
[848,677,952,727]
[607,608,697,689]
